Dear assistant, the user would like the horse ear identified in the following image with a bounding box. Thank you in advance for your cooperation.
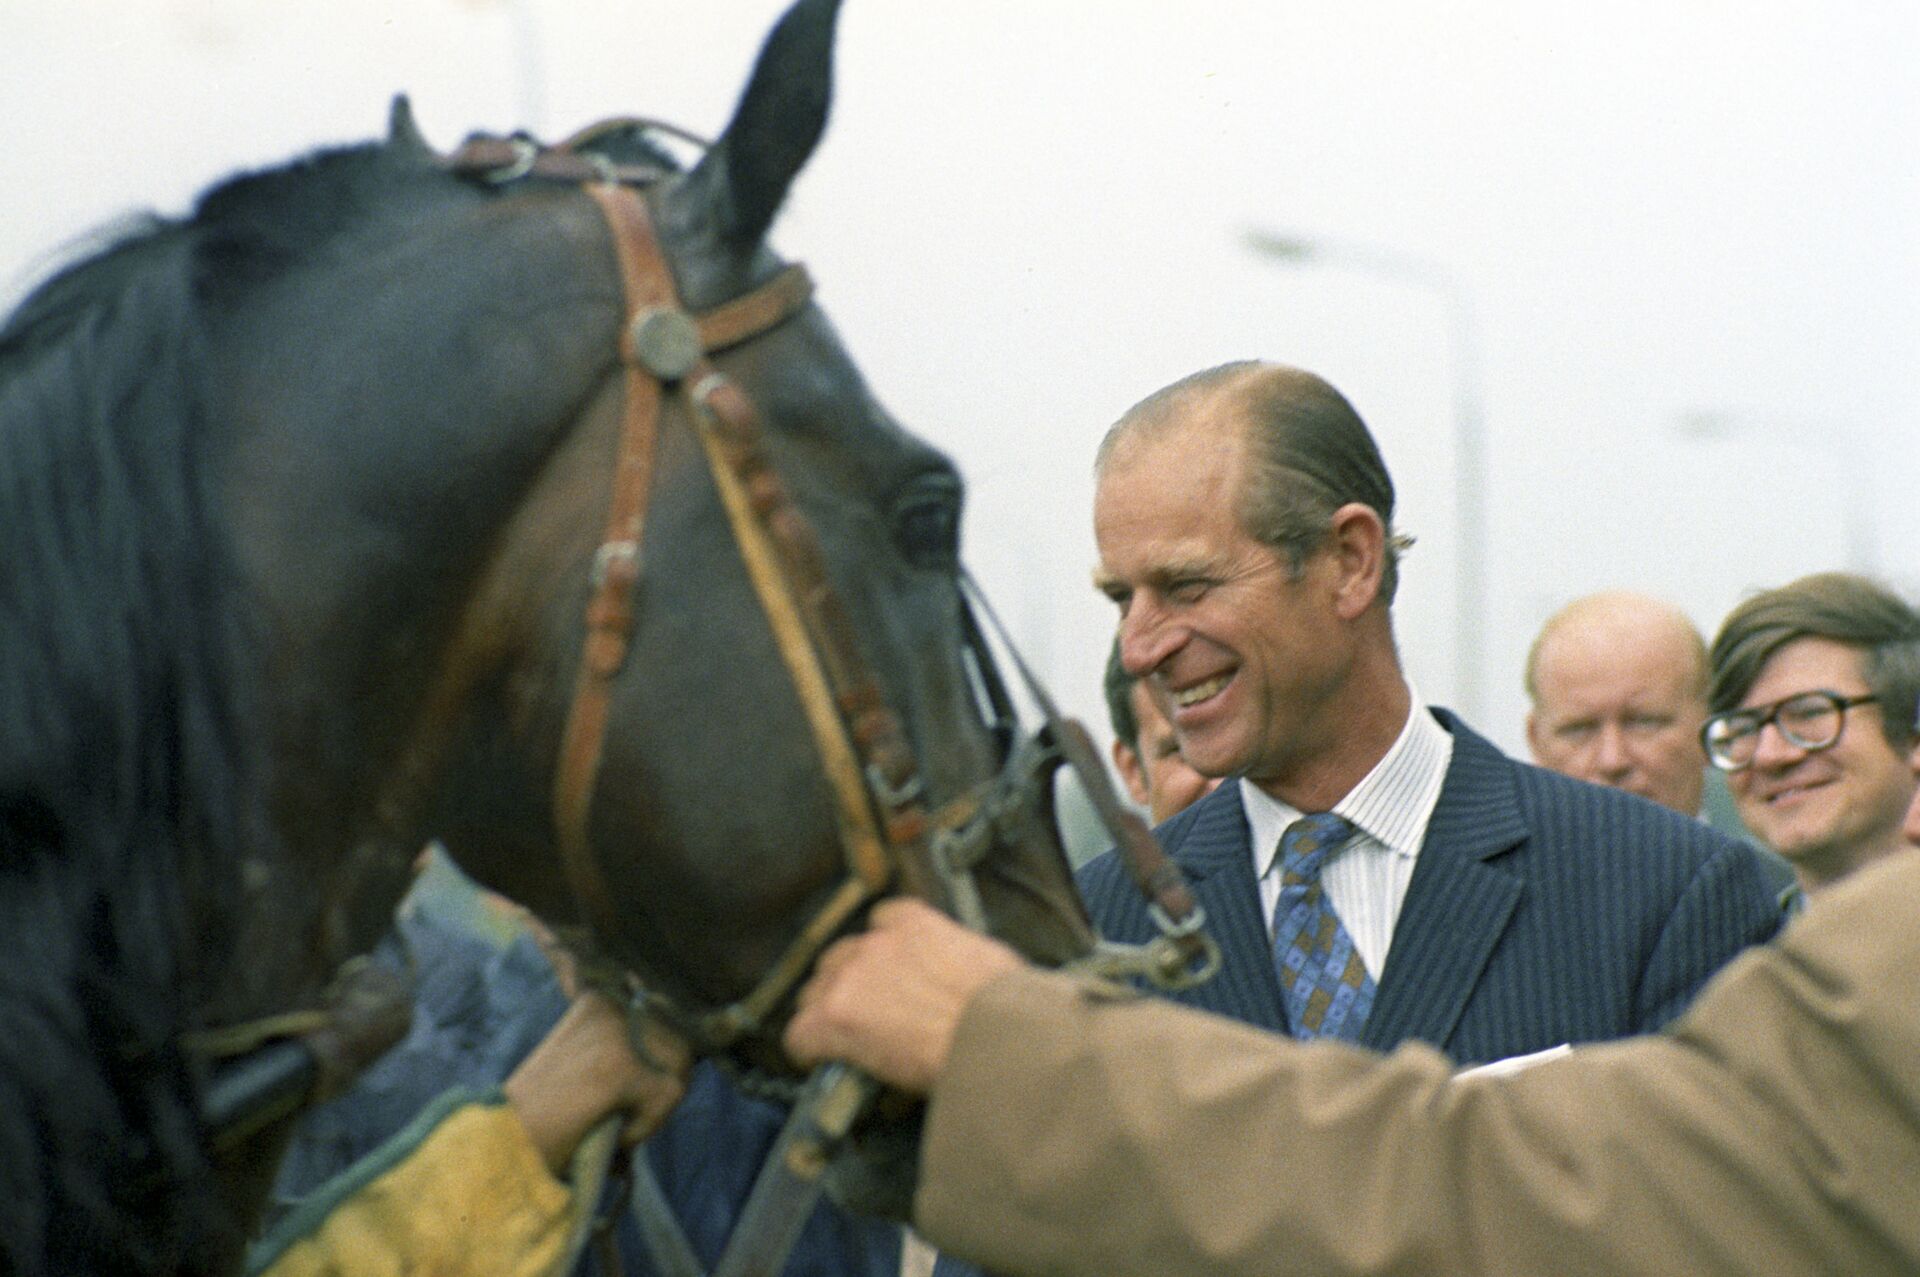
[386,95,435,157]
[682,0,842,250]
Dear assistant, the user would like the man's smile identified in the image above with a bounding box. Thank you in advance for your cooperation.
[1170,672,1232,709]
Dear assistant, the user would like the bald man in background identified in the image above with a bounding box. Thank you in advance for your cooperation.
[1525,592,1712,816]
[1526,591,1797,908]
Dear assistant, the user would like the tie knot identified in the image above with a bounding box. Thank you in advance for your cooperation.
[1278,812,1354,881]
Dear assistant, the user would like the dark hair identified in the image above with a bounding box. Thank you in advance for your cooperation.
[1103,638,1139,751]
[1099,362,1413,603]
[1708,572,1920,748]
[1,205,272,1272]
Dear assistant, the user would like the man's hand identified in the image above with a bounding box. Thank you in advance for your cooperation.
[783,898,1026,1095]
[503,993,691,1174]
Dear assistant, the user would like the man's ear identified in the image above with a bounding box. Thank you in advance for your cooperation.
[1524,709,1548,763]
[1111,739,1151,810]
[1326,503,1387,621]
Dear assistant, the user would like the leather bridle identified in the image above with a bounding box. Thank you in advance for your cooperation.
[530,170,960,1057]
[434,123,1223,1277]
[190,121,1221,1277]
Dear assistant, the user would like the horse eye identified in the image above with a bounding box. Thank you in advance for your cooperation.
[891,473,962,569]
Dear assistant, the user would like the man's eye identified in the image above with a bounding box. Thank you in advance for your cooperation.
[1556,723,1596,743]
[1167,579,1209,604]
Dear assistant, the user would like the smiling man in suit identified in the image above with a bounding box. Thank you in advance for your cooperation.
[1077,361,1783,1064]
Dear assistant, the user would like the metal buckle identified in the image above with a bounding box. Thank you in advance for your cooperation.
[484,136,539,184]
[629,306,703,380]
[591,538,640,587]
[863,760,924,811]
[1073,921,1222,992]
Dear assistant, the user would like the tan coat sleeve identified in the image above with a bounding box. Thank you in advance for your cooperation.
[917,849,1920,1277]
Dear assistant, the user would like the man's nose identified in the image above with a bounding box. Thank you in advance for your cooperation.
[1593,723,1632,776]
[1116,596,1183,679]
[1748,718,1808,770]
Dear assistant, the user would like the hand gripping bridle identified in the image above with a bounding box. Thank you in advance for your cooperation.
[443,124,1221,1277]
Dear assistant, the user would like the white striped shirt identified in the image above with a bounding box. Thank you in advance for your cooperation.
[1244,695,1454,981]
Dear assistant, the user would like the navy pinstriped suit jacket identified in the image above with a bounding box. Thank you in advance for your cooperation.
[1076,709,1786,1065]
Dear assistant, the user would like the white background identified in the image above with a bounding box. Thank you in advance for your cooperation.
[6,0,1915,770]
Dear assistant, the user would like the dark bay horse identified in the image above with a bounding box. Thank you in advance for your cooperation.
[0,1,1103,1271]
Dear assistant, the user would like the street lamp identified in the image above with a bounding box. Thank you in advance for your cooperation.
[1671,408,1877,575]
[1242,228,1488,722]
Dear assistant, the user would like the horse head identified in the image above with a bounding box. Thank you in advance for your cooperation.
[0,2,1121,1262]
[203,0,1097,1218]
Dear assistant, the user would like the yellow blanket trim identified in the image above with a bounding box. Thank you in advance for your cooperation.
[252,1092,578,1277]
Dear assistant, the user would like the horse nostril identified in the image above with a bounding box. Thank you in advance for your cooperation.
[891,473,962,570]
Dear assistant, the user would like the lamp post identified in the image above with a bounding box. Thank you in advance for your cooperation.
[1242,229,1488,722]
[1672,409,1877,575]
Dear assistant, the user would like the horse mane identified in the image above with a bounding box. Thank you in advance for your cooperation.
[0,116,698,1272]
[0,137,432,1275]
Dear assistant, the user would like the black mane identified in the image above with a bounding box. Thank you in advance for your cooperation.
[0,137,431,1276]
[0,116,691,1273]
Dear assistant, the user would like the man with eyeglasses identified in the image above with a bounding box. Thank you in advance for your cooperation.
[1704,572,1920,896]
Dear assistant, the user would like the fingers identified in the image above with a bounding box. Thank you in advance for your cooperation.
[784,936,867,1068]
[782,899,1028,1095]
[618,1068,689,1147]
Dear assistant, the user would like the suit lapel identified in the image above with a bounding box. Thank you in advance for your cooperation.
[1163,785,1289,1033]
[1361,715,1528,1052]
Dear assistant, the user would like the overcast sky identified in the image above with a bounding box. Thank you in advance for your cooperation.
[6,0,1915,765]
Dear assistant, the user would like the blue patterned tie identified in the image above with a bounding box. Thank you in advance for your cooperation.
[1272,813,1375,1041]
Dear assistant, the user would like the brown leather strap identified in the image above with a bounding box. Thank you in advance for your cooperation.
[687,378,897,895]
[554,182,830,965]
[550,174,947,1049]
[697,267,813,353]
[550,183,680,940]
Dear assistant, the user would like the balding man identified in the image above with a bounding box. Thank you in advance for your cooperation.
[1073,362,1781,1070]
[1524,592,1710,817]
[1525,591,1799,910]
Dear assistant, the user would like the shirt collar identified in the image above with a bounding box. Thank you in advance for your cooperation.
[1242,691,1454,877]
